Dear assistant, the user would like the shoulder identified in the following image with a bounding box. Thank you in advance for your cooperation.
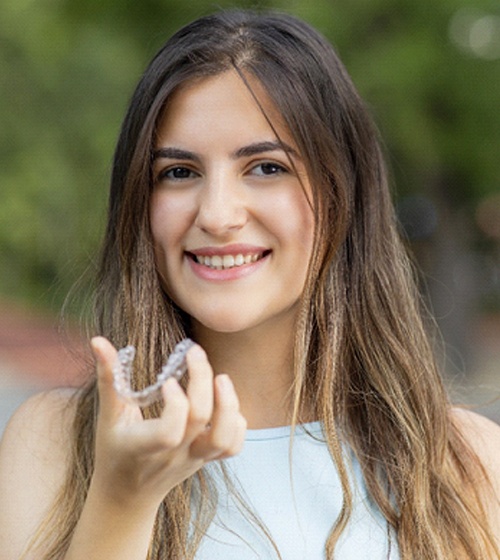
[0,388,80,559]
[0,388,78,460]
[451,407,500,534]
[451,407,500,469]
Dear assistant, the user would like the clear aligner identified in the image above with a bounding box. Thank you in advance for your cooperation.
[112,338,195,407]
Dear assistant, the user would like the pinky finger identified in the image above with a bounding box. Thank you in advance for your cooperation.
[189,375,244,460]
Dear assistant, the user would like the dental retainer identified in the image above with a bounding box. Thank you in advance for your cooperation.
[112,338,195,407]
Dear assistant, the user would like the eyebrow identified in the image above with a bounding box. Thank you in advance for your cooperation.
[152,141,300,162]
[152,147,199,162]
[233,141,299,159]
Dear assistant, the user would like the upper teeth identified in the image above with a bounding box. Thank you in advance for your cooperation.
[194,253,261,269]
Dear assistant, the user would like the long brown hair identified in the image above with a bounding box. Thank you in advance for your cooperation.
[29,9,499,559]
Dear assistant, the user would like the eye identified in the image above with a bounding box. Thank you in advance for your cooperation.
[250,162,288,177]
[157,166,198,182]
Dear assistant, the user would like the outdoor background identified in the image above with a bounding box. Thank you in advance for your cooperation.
[1,0,499,434]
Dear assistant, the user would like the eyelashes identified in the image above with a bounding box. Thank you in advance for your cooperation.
[155,160,290,184]
[249,162,288,176]
[157,166,199,182]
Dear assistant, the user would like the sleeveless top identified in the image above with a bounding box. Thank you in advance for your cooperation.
[193,422,400,559]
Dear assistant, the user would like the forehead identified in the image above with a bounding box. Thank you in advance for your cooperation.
[155,70,295,148]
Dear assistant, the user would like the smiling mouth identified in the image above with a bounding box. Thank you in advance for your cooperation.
[187,251,271,270]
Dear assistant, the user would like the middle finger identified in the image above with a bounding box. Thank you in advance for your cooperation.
[184,345,214,440]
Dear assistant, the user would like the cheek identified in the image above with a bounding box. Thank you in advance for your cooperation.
[269,191,315,254]
[150,194,190,296]
[150,192,192,254]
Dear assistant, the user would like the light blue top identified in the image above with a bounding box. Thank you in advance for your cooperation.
[194,422,399,559]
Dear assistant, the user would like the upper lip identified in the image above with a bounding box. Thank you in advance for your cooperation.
[187,244,269,256]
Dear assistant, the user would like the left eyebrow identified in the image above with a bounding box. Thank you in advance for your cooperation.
[233,141,300,160]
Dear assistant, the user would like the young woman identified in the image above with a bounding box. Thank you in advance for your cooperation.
[0,9,499,560]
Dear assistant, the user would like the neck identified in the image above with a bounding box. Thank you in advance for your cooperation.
[192,316,298,429]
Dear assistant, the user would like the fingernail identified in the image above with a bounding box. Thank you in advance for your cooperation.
[164,377,182,395]
[90,336,101,349]
[90,337,105,360]
[188,344,206,359]
[216,374,233,393]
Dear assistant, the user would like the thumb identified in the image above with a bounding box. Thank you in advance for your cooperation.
[91,336,127,422]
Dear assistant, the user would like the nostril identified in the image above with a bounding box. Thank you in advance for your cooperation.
[194,199,248,234]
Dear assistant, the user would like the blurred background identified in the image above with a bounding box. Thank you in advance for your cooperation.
[0,0,499,434]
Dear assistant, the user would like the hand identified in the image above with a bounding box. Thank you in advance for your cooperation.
[89,337,246,512]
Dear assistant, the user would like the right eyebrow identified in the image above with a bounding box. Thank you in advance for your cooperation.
[152,147,200,162]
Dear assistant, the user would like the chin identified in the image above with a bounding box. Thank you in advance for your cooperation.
[193,314,259,335]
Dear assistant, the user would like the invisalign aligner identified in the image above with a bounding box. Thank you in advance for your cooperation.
[113,338,195,407]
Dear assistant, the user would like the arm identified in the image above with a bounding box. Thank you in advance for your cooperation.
[452,408,500,542]
[0,389,76,559]
[0,339,246,560]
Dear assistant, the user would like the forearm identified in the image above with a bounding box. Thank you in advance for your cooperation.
[63,485,160,560]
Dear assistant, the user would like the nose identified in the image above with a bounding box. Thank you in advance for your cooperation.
[194,172,248,236]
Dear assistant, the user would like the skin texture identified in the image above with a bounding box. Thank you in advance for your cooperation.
[451,408,500,542]
[0,390,74,559]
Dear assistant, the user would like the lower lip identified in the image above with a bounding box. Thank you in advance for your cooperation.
[186,253,270,281]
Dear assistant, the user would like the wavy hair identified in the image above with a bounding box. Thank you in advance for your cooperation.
[28,9,499,559]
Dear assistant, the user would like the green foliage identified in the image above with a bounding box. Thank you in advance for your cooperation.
[285,0,500,201]
[1,0,499,313]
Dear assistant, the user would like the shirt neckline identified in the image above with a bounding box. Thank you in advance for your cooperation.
[245,421,323,441]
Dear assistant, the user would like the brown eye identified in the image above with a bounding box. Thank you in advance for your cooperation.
[159,166,198,181]
[251,162,287,176]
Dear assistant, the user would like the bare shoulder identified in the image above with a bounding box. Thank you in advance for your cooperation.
[0,388,78,462]
[452,407,500,468]
[451,407,500,534]
[0,388,80,558]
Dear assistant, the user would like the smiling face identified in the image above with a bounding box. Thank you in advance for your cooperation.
[150,70,315,338]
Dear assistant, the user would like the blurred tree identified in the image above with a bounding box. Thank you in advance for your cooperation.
[281,0,500,371]
[0,0,499,371]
